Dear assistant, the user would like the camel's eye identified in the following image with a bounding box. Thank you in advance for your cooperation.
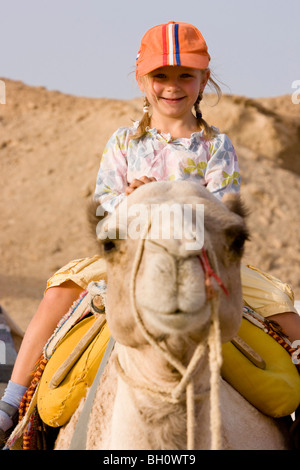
[103,240,117,253]
[226,226,249,258]
[229,232,247,256]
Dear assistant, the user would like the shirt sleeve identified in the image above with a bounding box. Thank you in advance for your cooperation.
[205,133,240,200]
[94,129,129,213]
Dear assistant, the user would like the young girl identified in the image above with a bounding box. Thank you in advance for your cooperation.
[1,21,299,446]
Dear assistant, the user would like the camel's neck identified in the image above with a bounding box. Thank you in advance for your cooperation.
[109,342,211,449]
[118,339,210,389]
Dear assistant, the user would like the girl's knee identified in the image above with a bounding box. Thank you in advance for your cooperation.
[38,281,84,321]
[45,281,83,301]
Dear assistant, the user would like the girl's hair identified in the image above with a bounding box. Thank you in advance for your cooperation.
[131,71,222,141]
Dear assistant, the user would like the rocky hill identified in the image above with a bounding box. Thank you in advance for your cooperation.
[1,79,299,330]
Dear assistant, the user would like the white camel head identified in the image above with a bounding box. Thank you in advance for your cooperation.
[93,181,249,352]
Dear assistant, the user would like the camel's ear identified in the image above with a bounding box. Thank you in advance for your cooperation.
[87,199,108,239]
[222,194,250,258]
[222,193,248,219]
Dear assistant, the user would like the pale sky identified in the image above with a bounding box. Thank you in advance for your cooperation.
[1,0,299,100]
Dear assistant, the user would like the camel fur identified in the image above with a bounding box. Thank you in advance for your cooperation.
[55,181,291,450]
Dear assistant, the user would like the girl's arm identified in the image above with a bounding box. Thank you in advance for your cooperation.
[94,129,157,211]
[94,130,129,213]
[205,133,241,200]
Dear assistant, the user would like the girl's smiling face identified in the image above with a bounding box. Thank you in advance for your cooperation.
[137,66,209,123]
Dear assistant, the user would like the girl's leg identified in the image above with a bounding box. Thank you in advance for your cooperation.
[11,280,84,386]
[0,281,83,445]
[241,265,300,342]
[268,311,300,343]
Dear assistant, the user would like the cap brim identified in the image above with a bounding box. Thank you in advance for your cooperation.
[137,53,210,76]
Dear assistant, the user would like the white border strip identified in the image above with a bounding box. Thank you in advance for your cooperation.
[168,23,174,65]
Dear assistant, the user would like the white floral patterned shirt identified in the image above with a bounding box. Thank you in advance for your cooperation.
[94,123,240,213]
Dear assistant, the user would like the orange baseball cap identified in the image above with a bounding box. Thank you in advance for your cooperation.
[136,21,210,76]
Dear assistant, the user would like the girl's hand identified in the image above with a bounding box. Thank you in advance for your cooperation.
[125,176,156,196]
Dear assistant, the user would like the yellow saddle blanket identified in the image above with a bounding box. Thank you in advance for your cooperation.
[222,307,300,418]
[38,315,110,427]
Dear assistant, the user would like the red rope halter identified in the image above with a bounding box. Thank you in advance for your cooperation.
[198,248,229,299]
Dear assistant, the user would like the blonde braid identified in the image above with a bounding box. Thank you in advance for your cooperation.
[194,93,203,121]
[194,92,218,141]
[131,96,151,140]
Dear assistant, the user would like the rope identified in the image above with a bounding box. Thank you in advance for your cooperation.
[117,215,224,451]
[114,355,210,404]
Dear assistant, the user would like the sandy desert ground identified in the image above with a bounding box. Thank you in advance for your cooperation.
[0,78,299,334]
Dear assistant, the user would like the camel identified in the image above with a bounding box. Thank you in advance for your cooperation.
[55,181,291,450]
